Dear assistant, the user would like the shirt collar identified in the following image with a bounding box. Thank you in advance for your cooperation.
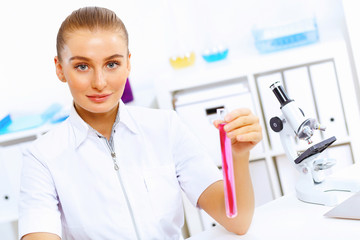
[118,100,139,134]
[68,100,139,148]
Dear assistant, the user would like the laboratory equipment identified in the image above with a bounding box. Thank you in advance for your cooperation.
[252,18,319,54]
[0,103,66,135]
[202,45,229,63]
[169,52,196,69]
[217,108,237,218]
[0,114,11,129]
[121,78,134,103]
[324,191,360,220]
[269,81,360,206]
[173,79,264,165]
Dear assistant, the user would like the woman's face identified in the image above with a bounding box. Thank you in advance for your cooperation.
[55,29,130,117]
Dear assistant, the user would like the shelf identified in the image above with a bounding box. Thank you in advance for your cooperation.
[0,124,55,146]
[155,39,360,236]
[157,41,348,93]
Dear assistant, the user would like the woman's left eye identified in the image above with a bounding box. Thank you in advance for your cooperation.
[107,61,119,69]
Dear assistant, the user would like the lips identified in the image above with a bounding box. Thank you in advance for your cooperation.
[87,93,112,103]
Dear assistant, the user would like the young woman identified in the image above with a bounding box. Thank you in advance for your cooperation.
[19,6,262,240]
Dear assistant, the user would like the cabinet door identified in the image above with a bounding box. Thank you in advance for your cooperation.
[199,159,274,230]
[256,73,284,152]
[283,66,322,149]
[0,145,23,218]
[250,159,275,206]
[0,152,17,217]
[181,192,203,237]
[175,83,263,165]
[309,61,348,139]
[0,145,24,240]
[275,154,300,195]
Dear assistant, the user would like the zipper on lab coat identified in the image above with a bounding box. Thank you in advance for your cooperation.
[103,138,141,240]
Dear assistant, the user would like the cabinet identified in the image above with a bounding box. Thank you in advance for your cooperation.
[154,40,360,236]
[0,126,54,239]
[173,79,264,166]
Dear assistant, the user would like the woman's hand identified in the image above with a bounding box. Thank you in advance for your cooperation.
[199,108,260,234]
[213,108,262,155]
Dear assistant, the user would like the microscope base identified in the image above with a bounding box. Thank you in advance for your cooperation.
[295,172,360,206]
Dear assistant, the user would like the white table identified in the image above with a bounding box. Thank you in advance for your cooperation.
[188,165,360,240]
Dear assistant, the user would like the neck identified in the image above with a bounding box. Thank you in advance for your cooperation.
[75,103,119,140]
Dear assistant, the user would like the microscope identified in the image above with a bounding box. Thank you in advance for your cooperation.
[269,81,360,206]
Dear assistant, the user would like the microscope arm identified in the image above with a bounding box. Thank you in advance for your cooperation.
[278,119,298,164]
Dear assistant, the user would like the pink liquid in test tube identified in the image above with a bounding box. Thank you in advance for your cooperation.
[218,109,237,218]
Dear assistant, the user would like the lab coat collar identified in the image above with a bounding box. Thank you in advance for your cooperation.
[68,100,139,148]
[68,104,91,148]
[118,100,140,135]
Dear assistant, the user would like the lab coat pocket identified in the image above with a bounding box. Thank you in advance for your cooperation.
[143,164,183,218]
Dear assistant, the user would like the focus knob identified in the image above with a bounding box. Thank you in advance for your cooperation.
[270,117,283,132]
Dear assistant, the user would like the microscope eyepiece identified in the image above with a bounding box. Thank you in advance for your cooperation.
[270,81,293,107]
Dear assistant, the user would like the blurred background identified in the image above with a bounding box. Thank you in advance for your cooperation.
[0,0,352,111]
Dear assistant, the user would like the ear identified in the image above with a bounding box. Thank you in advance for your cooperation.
[126,53,131,72]
[54,56,66,82]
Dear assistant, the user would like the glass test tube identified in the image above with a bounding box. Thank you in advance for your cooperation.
[217,108,238,218]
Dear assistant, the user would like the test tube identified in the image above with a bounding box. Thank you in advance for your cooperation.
[217,108,238,218]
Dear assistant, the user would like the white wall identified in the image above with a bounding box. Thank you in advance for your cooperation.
[342,0,360,107]
[0,0,350,112]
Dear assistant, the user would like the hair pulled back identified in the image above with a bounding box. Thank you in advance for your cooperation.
[56,6,129,61]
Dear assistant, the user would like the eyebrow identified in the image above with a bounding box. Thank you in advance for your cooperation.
[104,54,124,61]
[69,54,124,62]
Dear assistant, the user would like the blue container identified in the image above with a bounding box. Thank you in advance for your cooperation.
[0,114,11,130]
[202,48,229,62]
[252,18,319,54]
[0,103,66,135]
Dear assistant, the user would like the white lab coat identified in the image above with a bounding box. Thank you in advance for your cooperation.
[19,101,222,240]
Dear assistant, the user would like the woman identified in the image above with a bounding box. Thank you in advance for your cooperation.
[19,6,262,240]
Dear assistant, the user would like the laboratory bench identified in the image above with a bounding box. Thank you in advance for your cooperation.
[155,40,360,235]
[188,164,360,240]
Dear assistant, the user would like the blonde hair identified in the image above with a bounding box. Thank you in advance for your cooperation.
[56,6,129,61]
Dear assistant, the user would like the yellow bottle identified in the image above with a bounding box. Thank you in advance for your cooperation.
[169,52,196,69]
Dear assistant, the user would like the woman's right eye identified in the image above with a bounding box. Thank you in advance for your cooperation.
[75,64,88,71]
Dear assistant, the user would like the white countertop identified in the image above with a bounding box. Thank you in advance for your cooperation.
[188,164,360,240]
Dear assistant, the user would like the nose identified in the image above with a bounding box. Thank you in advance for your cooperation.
[92,70,107,91]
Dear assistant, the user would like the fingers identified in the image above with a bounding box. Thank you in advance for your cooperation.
[223,113,259,133]
[227,124,263,143]
[224,108,251,122]
[213,119,224,129]
[213,108,253,129]
[214,108,262,143]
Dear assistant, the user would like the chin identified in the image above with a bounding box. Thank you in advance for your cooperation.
[89,104,117,114]
[76,101,119,115]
